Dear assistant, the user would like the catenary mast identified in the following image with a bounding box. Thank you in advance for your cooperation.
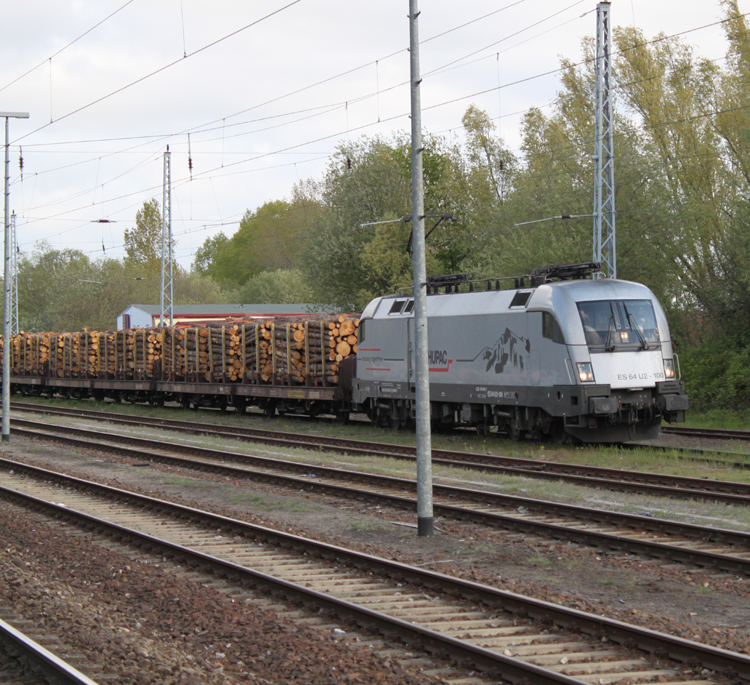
[593,1,616,278]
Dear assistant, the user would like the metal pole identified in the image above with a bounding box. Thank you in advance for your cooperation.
[1,111,29,442]
[593,1,615,278]
[409,0,433,537]
[160,146,173,327]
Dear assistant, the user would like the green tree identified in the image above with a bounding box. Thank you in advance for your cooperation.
[202,198,317,287]
[237,269,316,305]
[15,242,229,332]
[123,199,174,275]
[192,233,229,275]
[302,133,472,310]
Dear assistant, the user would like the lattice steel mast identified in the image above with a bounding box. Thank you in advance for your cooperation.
[593,1,616,278]
[160,146,173,327]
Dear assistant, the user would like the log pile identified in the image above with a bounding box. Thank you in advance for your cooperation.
[2,332,52,375]
[0,314,361,386]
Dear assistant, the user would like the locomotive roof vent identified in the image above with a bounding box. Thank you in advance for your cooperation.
[420,263,601,296]
[527,262,601,286]
[426,273,469,294]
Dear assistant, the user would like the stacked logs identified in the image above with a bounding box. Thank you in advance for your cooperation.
[0,314,361,386]
[2,332,52,375]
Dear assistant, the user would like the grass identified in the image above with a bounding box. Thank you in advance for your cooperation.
[348,517,386,533]
[683,409,750,430]
[526,555,554,568]
[162,477,203,487]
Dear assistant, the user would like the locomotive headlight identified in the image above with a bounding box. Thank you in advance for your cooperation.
[664,359,675,379]
[576,362,595,383]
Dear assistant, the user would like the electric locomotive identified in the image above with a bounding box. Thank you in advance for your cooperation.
[352,263,688,442]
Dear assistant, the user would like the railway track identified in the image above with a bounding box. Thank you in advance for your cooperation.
[9,406,750,505]
[0,459,747,685]
[10,420,750,577]
[10,400,750,468]
[0,616,100,685]
[663,426,750,442]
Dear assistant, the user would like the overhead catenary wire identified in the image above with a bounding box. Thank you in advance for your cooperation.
[0,0,136,95]
[12,0,305,144]
[5,0,605,232]
[13,6,749,259]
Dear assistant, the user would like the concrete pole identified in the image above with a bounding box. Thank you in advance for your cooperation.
[2,118,10,442]
[1,111,29,442]
[409,0,434,537]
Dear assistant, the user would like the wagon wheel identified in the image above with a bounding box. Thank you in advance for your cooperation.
[387,415,402,431]
[476,422,491,437]
[335,409,350,425]
[263,401,276,418]
[507,424,523,441]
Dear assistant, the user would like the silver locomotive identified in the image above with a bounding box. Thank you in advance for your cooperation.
[351,264,688,442]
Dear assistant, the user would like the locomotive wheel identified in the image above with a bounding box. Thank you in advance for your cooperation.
[544,420,567,443]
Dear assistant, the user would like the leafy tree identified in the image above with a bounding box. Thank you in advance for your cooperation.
[200,198,318,287]
[123,198,175,275]
[14,242,229,332]
[237,269,316,305]
[302,133,472,310]
[192,233,229,275]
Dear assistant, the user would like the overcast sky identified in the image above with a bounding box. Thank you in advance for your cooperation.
[0,0,745,269]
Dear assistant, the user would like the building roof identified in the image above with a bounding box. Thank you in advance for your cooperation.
[119,303,325,317]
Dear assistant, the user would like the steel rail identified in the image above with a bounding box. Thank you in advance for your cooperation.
[663,426,750,441]
[12,416,750,507]
[10,425,750,576]
[11,402,750,488]
[10,401,750,474]
[1,460,749,683]
[0,617,100,685]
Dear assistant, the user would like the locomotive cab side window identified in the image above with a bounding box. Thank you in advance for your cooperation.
[542,312,565,344]
[577,299,659,350]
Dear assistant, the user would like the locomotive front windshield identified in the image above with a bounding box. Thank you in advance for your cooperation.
[577,299,659,350]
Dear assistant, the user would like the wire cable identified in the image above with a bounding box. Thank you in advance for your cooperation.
[13,0,304,143]
[0,0,135,95]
